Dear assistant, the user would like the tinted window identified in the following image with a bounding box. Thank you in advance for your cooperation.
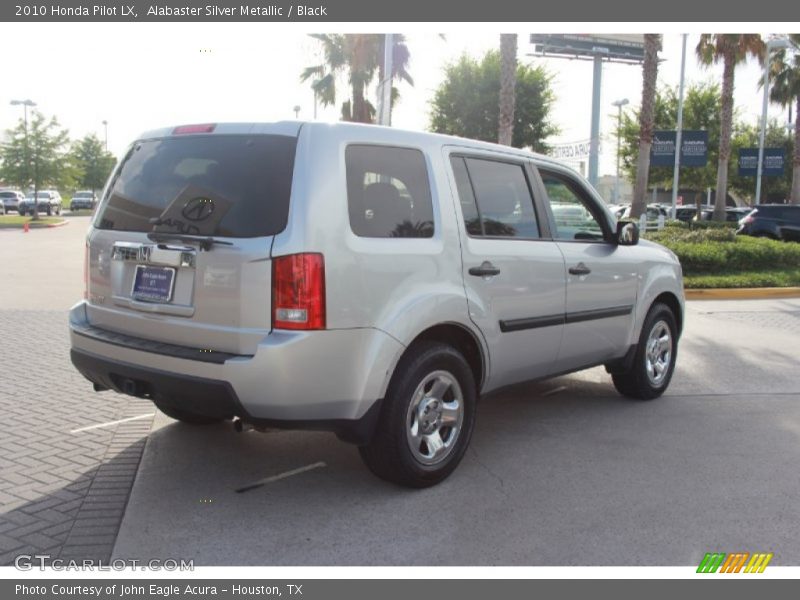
[95,134,297,237]
[462,157,539,239]
[346,145,434,238]
[539,169,606,241]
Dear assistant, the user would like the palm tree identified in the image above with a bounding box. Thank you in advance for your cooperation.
[697,34,765,218]
[498,34,517,146]
[631,34,662,220]
[768,35,800,204]
[301,34,413,124]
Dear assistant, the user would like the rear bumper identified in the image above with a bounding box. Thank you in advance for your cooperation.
[70,347,382,444]
[68,301,404,442]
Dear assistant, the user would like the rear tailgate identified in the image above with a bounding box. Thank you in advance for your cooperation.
[85,126,299,356]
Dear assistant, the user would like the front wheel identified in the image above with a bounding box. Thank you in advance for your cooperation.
[359,341,477,488]
[612,302,678,400]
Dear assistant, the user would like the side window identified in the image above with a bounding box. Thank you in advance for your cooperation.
[539,169,607,242]
[346,145,434,238]
[449,157,482,236]
[455,157,540,239]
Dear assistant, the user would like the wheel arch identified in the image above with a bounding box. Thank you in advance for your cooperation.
[652,291,683,337]
[382,322,487,399]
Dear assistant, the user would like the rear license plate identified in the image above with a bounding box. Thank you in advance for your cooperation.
[132,265,176,303]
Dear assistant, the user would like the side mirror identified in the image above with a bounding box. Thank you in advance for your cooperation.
[616,221,639,246]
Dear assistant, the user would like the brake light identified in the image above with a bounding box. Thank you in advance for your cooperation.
[83,241,89,300]
[172,123,216,135]
[272,253,325,330]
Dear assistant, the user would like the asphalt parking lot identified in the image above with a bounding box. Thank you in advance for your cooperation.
[2,218,799,566]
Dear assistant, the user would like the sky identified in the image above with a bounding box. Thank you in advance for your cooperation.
[0,24,796,177]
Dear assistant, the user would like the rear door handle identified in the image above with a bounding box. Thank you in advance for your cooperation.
[468,261,501,277]
[568,262,591,276]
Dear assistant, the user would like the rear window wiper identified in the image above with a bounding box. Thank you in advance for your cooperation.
[146,231,233,251]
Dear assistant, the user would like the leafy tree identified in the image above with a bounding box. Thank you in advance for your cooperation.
[0,111,72,219]
[429,50,558,152]
[618,81,724,207]
[631,34,662,220]
[767,34,800,204]
[498,34,517,146]
[300,34,413,123]
[71,134,116,195]
[697,34,766,220]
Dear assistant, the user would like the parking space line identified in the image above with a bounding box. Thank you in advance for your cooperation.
[236,462,327,493]
[542,386,567,396]
[70,413,155,433]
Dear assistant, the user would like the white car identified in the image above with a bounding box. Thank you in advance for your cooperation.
[18,190,63,216]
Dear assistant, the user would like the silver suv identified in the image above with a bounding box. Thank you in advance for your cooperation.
[69,122,684,487]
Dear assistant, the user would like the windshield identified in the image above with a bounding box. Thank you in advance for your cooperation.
[95,134,297,238]
[74,192,93,198]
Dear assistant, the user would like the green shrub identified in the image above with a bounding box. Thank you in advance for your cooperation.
[657,235,800,274]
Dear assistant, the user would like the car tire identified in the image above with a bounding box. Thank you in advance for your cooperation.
[46,206,52,216]
[358,341,477,488]
[18,209,25,217]
[153,399,226,425]
[612,302,678,400]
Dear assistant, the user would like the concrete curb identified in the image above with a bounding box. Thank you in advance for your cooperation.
[46,219,69,228]
[685,287,800,300]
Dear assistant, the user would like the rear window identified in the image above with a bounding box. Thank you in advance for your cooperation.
[96,134,297,238]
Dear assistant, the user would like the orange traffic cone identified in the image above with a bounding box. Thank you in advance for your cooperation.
[23,222,29,233]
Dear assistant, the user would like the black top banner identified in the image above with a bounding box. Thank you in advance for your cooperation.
[3,0,798,21]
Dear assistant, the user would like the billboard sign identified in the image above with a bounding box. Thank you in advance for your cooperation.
[651,130,708,167]
[530,34,645,62]
[738,148,785,176]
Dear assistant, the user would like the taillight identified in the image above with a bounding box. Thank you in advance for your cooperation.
[172,123,216,135]
[272,253,325,330]
[83,241,89,300]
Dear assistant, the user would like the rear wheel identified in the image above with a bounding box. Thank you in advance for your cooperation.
[612,302,678,400]
[359,341,477,488]
[154,399,226,425]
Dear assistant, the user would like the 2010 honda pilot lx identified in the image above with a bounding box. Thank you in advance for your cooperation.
[69,121,684,487]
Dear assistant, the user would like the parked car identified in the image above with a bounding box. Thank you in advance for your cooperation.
[18,190,63,216]
[69,122,684,487]
[673,206,698,222]
[700,207,752,223]
[737,204,800,242]
[0,190,25,214]
[70,191,98,211]
[618,204,668,228]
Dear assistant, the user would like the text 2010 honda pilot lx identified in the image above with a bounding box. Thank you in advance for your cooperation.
[69,122,684,487]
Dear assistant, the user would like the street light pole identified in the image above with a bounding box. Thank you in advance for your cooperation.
[756,37,790,205]
[10,99,37,196]
[671,33,688,219]
[102,120,108,151]
[611,98,630,204]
